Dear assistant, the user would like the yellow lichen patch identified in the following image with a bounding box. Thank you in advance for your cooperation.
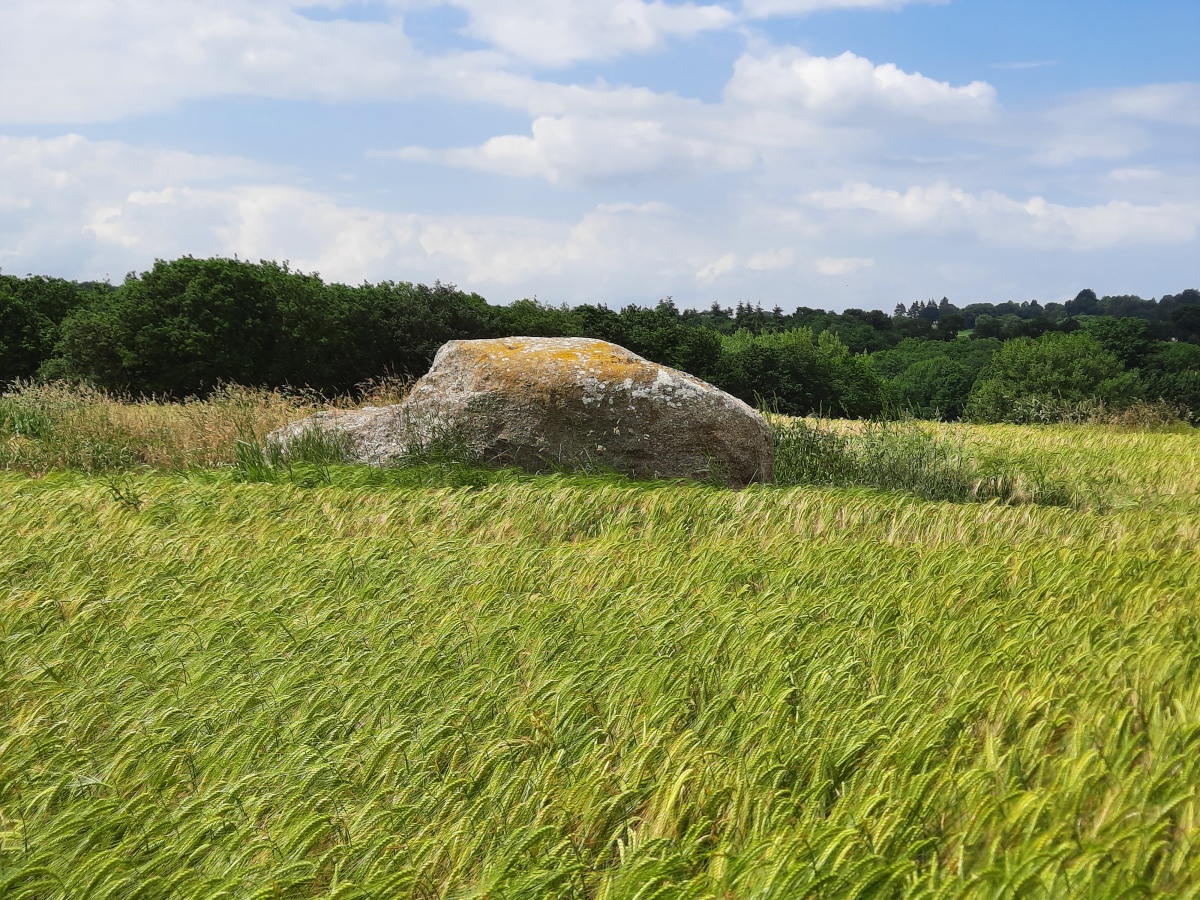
[448,338,667,397]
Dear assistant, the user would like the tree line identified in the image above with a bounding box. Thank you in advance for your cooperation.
[1,255,1197,422]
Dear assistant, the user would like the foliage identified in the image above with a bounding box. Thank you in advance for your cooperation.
[2,424,1200,897]
[43,257,324,394]
[965,332,1143,423]
[885,356,974,419]
[0,275,91,383]
[1079,316,1154,369]
[573,301,725,379]
[717,328,884,417]
[1141,341,1200,420]
[971,313,1060,341]
[40,257,494,396]
[870,339,996,421]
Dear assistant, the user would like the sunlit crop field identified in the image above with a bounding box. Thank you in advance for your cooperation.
[2,423,1199,898]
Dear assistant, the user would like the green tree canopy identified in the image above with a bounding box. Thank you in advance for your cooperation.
[965,332,1141,422]
[0,275,89,384]
[715,328,884,417]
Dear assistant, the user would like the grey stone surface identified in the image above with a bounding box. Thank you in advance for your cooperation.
[269,337,774,486]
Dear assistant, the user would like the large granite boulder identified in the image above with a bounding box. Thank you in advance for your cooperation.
[269,337,773,486]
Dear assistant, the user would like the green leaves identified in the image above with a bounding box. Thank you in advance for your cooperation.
[715,328,885,418]
[965,332,1144,424]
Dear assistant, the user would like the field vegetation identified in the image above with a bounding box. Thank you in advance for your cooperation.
[0,382,405,476]
[2,388,1199,897]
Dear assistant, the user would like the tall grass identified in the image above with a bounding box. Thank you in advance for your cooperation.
[772,418,1083,507]
[0,381,406,475]
[0,382,310,473]
[990,396,1195,429]
[1,442,1198,897]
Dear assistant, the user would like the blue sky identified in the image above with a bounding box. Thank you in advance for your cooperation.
[1,1,1197,312]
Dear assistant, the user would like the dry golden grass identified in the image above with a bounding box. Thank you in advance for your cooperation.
[0,380,409,474]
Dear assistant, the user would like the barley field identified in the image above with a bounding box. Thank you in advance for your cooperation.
[1,391,1199,897]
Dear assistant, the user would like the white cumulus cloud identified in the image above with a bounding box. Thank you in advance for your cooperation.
[0,133,271,272]
[0,133,728,298]
[0,0,745,123]
[0,3,1195,309]
[0,0,516,123]
[387,110,760,185]
[747,248,794,270]
[724,48,996,123]
[696,253,738,283]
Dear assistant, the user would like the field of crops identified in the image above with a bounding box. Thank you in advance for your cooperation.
[2,411,1199,897]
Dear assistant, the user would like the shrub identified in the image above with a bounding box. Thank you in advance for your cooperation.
[965,332,1142,423]
[716,328,884,417]
[44,257,329,395]
[1093,399,1193,430]
[0,275,90,384]
[1080,316,1153,368]
[886,356,975,420]
[1141,342,1200,421]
